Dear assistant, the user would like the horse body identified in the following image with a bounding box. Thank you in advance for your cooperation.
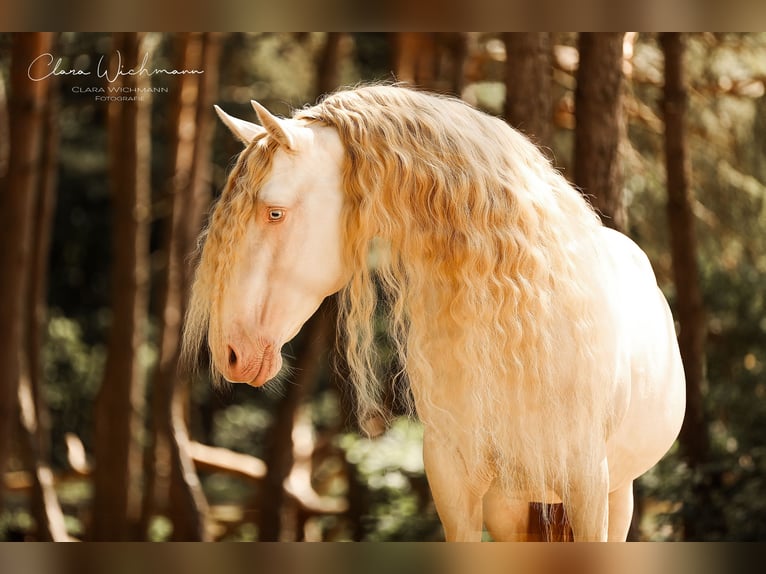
[494,227,685,539]
[416,226,685,541]
[185,86,685,541]
[598,228,686,493]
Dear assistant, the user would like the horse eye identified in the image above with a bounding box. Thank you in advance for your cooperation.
[268,209,285,222]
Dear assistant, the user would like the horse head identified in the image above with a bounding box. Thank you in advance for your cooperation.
[204,102,349,386]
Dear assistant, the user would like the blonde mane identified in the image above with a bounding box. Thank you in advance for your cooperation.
[186,85,621,504]
[296,86,618,501]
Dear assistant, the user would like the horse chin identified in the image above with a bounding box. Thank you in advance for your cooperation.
[246,351,283,388]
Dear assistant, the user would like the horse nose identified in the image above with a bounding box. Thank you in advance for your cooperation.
[222,342,250,382]
[217,337,281,387]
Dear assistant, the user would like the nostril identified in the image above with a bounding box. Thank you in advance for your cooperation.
[228,346,237,367]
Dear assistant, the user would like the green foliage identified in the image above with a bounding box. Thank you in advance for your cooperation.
[626,33,766,540]
[147,515,173,542]
[0,509,34,541]
[690,262,766,540]
[43,313,105,468]
[339,418,441,541]
[211,402,274,459]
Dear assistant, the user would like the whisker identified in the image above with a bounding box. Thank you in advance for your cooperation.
[263,378,287,399]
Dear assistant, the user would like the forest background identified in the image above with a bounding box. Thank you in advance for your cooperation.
[0,32,765,542]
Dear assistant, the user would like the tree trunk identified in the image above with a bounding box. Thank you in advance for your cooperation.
[169,33,220,540]
[574,32,626,232]
[18,47,69,541]
[91,33,151,541]
[0,32,54,517]
[392,33,438,90]
[140,32,221,541]
[316,33,343,98]
[257,303,333,541]
[393,33,465,95]
[503,33,552,149]
[446,33,468,97]
[0,70,8,178]
[660,33,711,540]
[26,47,59,476]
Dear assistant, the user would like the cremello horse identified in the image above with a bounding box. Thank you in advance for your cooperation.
[183,86,685,541]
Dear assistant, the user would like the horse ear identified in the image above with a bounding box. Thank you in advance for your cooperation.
[214,105,265,145]
[251,100,296,150]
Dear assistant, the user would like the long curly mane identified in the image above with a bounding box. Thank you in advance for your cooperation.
[296,86,620,501]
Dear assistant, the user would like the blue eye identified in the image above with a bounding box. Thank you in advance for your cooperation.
[268,208,285,222]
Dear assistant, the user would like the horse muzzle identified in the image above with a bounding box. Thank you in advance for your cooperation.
[221,341,282,387]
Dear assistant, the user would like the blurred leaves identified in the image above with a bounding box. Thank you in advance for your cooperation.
[42,314,104,467]
[339,418,440,541]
